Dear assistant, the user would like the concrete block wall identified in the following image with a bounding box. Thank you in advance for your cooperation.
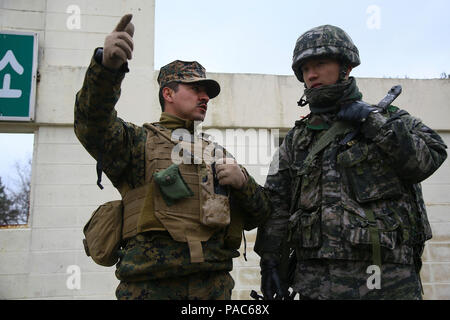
[421,132,450,299]
[0,125,122,299]
[1,0,154,300]
[1,0,158,126]
[29,125,120,299]
[1,0,155,69]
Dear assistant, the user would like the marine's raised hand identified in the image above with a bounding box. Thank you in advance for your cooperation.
[102,14,135,70]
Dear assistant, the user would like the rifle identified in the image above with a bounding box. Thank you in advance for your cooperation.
[377,85,402,111]
[339,85,403,145]
[278,246,297,300]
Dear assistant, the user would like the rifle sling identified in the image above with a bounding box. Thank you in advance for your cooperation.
[290,121,353,212]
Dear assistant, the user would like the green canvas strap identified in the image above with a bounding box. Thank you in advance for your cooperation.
[303,121,352,168]
[289,121,352,213]
[365,208,382,268]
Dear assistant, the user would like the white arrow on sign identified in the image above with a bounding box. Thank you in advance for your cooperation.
[0,50,24,98]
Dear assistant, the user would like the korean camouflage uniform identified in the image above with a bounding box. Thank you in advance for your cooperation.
[234,24,448,300]
[235,100,448,299]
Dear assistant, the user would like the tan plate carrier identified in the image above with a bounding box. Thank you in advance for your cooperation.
[119,123,231,263]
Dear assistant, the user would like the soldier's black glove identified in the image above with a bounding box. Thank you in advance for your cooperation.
[337,101,378,123]
[260,257,285,300]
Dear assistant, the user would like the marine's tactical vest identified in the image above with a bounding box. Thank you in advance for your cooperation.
[120,123,231,263]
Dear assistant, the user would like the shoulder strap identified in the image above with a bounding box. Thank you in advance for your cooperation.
[303,121,352,168]
[289,121,352,213]
[144,123,176,145]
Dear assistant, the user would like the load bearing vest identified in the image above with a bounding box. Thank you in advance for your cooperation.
[120,123,231,263]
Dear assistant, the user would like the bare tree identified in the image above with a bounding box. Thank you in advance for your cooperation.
[8,158,31,225]
[0,158,31,226]
[0,177,20,226]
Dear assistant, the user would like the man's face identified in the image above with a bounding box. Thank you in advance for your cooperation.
[165,83,210,121]
[301,57,342,89]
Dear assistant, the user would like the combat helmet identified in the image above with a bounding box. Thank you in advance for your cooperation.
[292,25,360,82]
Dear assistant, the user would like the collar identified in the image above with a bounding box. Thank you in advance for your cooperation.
[306,114,330,130]
[158,112,195,133]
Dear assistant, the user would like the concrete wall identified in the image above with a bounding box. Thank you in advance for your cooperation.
[0,0,155,300]
[1,0,449,300]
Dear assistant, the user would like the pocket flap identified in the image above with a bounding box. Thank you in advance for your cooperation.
[300,210,319,226]
[153,164,194,206]
[153,164,180,186]
[337,143,368,167]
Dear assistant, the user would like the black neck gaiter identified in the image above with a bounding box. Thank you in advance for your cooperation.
[304,77,363,114]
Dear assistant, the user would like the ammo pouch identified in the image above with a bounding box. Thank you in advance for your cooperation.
[337,142,402,203]
[288,208,321,248]
[153,163,194,206]
[82,200,123,267]
[200,193,230,228]
[199,163,231,228]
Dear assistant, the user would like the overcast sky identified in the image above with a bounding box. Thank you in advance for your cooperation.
[1,0,449,190]
[154,0,450,78]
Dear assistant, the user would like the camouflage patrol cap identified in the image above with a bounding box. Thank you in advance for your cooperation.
[292,25,361,82]
[157,60,221,99]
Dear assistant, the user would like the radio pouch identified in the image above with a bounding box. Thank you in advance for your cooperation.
[153,163,194,206]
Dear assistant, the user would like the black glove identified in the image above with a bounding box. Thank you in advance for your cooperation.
[260,257,286,300]
[337,101,378,123]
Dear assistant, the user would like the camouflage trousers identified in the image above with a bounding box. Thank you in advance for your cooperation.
[293,259,422,300]
[116,270,235,300]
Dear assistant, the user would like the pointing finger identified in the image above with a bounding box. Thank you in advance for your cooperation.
[114,14,133,32]
[124,21,135,37]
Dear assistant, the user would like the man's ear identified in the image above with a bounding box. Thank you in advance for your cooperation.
[162,87,174,102]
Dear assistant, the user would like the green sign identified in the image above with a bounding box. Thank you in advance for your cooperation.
[0,31,38,121]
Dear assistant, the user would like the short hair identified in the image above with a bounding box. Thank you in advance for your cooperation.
[158,82,180,112]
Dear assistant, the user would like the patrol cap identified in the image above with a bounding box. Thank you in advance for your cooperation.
[157,60,221,99]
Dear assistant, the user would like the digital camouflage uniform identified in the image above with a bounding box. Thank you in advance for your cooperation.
[74,49,267,300]
[234,25,448,300]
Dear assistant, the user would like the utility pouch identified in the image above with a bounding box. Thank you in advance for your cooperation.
[337,143,402,203]
[201,193,231,228]
[288,208,321,248]
[153,163,194,206]
[82,200,123,267]
[199,163,231,228]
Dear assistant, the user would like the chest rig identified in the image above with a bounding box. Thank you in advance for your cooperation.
[121,123,231,263]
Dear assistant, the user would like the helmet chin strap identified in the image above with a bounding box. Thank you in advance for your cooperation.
[338,62,350,83]
[297,92,308,107]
